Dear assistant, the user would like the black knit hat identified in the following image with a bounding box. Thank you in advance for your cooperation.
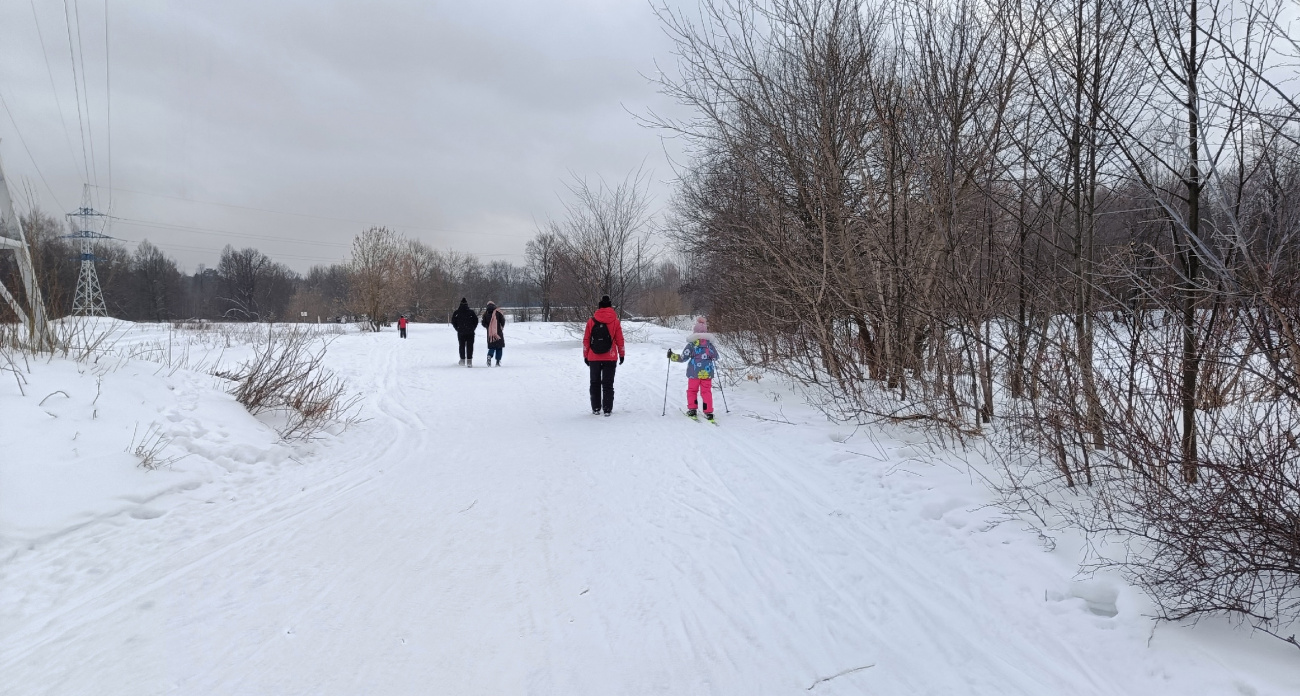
[459,297,469,306]
[598,295,612,308]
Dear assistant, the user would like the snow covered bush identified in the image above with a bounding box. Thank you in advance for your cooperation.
[998,309,1300,646]
[216,326,360,440]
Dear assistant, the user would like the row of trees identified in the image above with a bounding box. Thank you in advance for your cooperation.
[2,210,311,323]
[0,173,680,330]
[340,172,681,330]
[657,0,1300,634]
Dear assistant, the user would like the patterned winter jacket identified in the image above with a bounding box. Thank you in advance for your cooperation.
[672,333,719,380]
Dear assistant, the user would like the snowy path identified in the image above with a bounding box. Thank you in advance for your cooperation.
[2,323,1297,695]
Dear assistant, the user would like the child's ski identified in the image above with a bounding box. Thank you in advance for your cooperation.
[683,411,720,425]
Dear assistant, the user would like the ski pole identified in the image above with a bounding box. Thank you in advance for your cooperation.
[662,353,672,416]
[717,373,730,413]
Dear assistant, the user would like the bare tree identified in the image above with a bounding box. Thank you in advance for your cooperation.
[347,226,404,331]
[128,240,183,321]
[525,231,563,321]
[218,245,275,321]
[396,238,441,321]
[546,170,656,316]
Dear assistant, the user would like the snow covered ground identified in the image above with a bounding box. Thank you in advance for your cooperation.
[2,320,1298,695]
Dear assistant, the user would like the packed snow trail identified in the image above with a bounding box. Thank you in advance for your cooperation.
[2,323,1297,695]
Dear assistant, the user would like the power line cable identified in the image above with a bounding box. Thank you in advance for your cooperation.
[71,0,101,206]
[96,236,340,264]
[0,91,67,210]
[114,216,354,247]
[61,0,93,188]
[29,0,83,177]
[117,238,346,264]
[112,218,514,262]
[103,0,112,217]
[115,218,514,257]
[110,234,349,264]
[92,185,529,239]
[108,225,519,264]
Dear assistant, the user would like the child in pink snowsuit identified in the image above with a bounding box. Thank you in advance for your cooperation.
[668,317,720,420]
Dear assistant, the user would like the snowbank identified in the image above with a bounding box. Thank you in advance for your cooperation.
[1,320,1297,694]
[0,350,290,547]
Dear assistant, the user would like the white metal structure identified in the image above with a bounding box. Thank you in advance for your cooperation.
[0,149,54,349]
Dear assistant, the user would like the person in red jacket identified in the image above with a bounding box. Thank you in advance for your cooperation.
[397,315,408,339]
[583,295,625,416]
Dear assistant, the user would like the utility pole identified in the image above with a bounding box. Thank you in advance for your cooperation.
[0,146,54,349]
[65,185,111,317]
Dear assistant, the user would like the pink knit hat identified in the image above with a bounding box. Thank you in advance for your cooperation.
[693,316,708,333]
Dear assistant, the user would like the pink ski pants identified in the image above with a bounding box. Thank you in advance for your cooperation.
[688,377,713,414]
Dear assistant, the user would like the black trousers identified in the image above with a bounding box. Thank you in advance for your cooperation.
[589,361,617,413]
[399,327,407,338]
[458,334,474,359]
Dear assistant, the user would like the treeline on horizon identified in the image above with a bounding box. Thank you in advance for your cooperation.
[0,173,687,327]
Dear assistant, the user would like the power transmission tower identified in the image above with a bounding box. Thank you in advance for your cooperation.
[65,186,112,317]
[0,147,54,349]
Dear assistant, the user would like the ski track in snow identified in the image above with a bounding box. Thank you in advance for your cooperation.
[2,322,1298,695]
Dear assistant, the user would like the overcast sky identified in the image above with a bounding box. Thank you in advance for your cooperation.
[0,0,688,272]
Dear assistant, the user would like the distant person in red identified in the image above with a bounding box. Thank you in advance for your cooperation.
[583,295,625,417]
[397,315,408,339]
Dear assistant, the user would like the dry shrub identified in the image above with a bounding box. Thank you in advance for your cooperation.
[49,318,130,362]
[216,326,361,440]
[998,311,1300,645]
[637,287,687,326]
[127,422,183,470]
[0,325,31,395]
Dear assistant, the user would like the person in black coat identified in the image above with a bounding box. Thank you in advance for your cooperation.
[450,298,478,367]
[481,301,506,366]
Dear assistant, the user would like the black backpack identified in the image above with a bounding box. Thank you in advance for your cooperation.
[589,319,613,354]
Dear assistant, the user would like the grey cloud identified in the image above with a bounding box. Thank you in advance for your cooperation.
[0,0,689,271]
